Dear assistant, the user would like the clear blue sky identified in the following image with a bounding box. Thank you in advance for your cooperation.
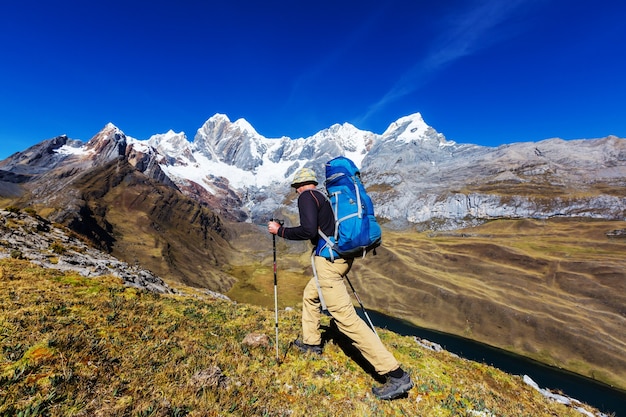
[1,0,625,160]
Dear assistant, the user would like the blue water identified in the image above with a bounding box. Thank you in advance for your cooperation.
[362,309,626,416]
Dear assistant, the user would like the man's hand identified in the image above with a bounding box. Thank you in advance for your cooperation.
[268,221,281,235]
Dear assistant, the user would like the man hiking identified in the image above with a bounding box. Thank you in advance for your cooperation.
[268,167,414,400]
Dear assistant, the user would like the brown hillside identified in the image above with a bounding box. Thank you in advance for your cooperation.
[76,160,237,292]
[22,159,237,293]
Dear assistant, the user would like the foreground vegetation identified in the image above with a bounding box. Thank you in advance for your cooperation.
[0,258,605,416]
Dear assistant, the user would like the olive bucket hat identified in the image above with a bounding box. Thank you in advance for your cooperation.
[291,168,318,188]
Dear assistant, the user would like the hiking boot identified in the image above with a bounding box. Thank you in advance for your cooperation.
[372,371,414,400]
[293,339,323,355]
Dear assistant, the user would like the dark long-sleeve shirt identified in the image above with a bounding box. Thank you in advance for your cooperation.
[277,189,335,245]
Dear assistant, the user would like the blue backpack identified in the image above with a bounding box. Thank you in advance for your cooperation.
[316,156,382,261]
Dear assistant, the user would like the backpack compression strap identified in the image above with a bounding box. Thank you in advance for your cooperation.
[317,175,366,261]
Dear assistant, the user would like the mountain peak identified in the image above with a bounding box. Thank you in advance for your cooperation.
[144,130,193,165]
[83,123,128,162]
[382,112,452,146]
[383,112,425,134]
[232,118,258,136]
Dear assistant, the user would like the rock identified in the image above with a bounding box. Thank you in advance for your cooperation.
[414,337,444,352]
[189,366,228,389]
[0,209,174,294]
[242,332,270,348]
[606,228,626,238]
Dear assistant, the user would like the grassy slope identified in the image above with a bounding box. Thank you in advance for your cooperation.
[367,218,626,390]
[0,259,602,417]
[226,218,626,391]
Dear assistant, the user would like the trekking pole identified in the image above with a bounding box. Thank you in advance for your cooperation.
[345,274,378,337]
[271,218,284,363]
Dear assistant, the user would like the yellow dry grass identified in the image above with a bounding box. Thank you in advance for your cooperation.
[0,258,604,416]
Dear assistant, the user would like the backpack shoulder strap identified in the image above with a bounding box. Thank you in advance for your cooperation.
[309,188,329,204]
[310,189,337,261]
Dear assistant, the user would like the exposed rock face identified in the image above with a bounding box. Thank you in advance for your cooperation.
[364,127,626,229]
[0,135,79,175]
[194,115,265,170]
[0,209,173,294]
[83,123,128,163]
[125,143,179,189]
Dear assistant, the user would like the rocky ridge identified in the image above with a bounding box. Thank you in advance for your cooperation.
[0,208,173,294]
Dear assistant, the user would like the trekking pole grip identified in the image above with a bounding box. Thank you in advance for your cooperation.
[270,218,284,226]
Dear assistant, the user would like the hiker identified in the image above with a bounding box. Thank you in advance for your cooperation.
[268,167,414,400]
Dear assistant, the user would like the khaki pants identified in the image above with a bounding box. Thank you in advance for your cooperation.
[302,256,400,375]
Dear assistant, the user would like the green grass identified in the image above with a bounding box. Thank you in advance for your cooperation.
[0,258,604,417]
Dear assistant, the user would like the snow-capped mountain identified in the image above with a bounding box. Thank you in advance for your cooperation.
[2,112,625,229]
[153,113,375,191]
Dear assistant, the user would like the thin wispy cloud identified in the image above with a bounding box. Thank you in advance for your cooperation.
[358,0,540,125]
